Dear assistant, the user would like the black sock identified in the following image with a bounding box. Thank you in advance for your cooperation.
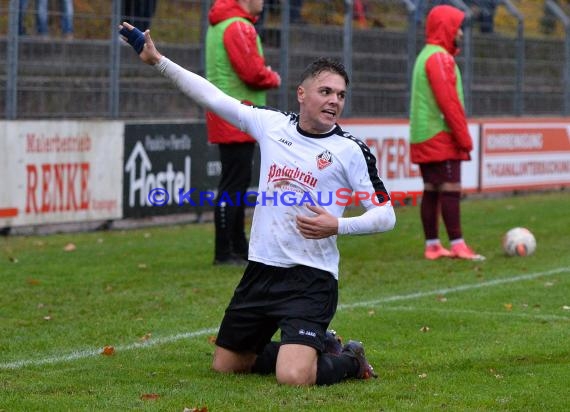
[315,353,359,386]
[251,341,280,375]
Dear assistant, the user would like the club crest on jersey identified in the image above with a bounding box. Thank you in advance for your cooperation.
[316,150,333,170]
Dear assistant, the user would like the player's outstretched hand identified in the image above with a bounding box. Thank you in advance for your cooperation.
[119,22,162,65]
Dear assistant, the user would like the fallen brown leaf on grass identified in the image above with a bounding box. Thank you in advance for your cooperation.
[63,243,76,252]
[207,336,217,344]
[140,333,152,342]
[26,278,41,286]
[101,346,115,356]
[503,303,513,311]
[140,393,160,400]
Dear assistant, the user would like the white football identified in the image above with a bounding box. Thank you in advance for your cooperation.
[502,227,536,257]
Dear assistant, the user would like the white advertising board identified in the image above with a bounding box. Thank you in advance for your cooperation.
[0,121,124,227]
[339,120,481,197]
[481,122,570,190]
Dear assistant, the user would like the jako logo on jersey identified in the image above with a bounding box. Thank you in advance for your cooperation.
[298,329,317,338]
[316,150,333,170]
[278,138,292,146]
[267,164,318,189]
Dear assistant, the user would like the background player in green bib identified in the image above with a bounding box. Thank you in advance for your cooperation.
[206,0,281,265]
[409,5,485,261]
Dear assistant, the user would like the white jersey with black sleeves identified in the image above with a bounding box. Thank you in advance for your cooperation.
[237,105,393,278]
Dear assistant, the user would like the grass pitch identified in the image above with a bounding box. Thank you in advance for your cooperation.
[1,191,569,411]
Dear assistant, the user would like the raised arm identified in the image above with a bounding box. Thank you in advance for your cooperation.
[119,22,243,128]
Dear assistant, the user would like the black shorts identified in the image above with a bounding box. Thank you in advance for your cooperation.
[419,160,461,185]
[215,261,338,354]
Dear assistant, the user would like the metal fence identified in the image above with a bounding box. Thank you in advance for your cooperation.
[2,0,570,120]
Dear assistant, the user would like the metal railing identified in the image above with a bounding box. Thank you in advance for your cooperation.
[2,0,569,120]
[501,0,525,115]
[546,0,570,115]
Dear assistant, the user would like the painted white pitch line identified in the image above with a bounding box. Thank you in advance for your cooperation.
[337,267,570,310]
[0,328,218,370]
[1,266,568,370]
[379,305,570,322]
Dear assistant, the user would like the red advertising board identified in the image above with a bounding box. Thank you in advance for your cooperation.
[480,122,570,190]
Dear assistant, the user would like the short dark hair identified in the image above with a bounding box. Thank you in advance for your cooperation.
[299,57,350,87]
